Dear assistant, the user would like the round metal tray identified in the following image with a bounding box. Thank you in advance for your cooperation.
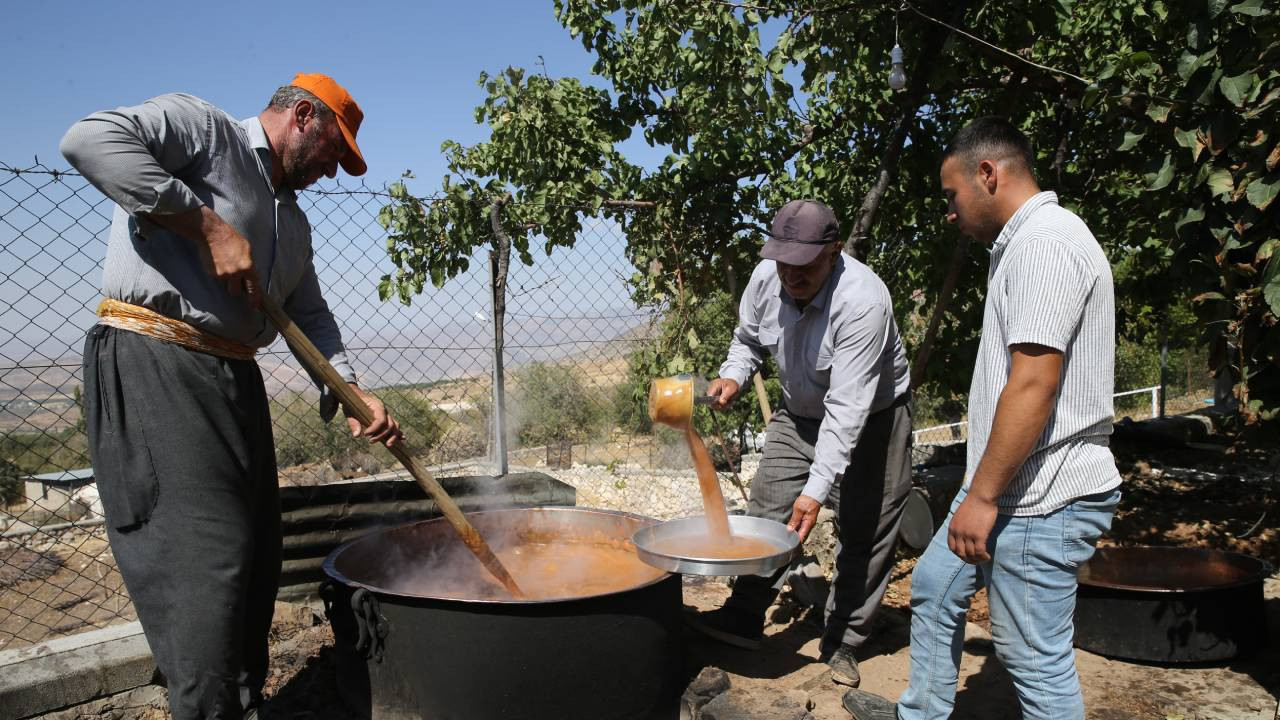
[631,515,801,576]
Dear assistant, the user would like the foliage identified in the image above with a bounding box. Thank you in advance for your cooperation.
[272,388,446,470]
[379,0,1279,425]
[1082,0,1280,422]
[1,456,22,506]
[0,428,89,478]
[616,291,781,444]
[509,362,612,447]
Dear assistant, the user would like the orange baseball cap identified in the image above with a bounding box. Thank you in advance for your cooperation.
[289,72,367,177]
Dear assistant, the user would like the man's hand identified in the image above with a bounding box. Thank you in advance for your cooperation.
[344,384,403,448]
[706,378,741,411]
[205,221,260,308]
[947,493,998,564]
[786,494,822,542]
[146,206,262,309]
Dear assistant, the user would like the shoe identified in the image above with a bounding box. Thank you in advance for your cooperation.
[684,607,763,650]
[826,642,861,687]
[842,689,897,720]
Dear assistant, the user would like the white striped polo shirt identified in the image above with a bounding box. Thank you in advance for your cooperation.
[965,191,1122,515]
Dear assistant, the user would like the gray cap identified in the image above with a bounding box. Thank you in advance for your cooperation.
[760,200,840,265]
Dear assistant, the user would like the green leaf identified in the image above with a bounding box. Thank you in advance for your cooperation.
[1257,238,1280,263]
[1146,153,1175,191]
[1177,49,1217,82]
[1208,0,1230,17]
[1146,105,1171,123]
[1229,0,1269,15]
[1207,168,1235,198]
[1174,127,1207,162]
[1245,175,1280,210]
[1175,205,1206,234]
[1117,131,1144,151]
[1219,72,1257,107]
[1264,256,1280,315]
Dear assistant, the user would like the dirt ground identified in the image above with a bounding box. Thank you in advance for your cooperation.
[243,440,1280,720]
[25,437,1280,719]
[0,531,135,650]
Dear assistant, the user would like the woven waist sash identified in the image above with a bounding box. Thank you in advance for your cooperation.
[96,298,256,361]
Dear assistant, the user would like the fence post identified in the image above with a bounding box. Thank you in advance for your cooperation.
[1159,321,1168,418]
[488,198,512,476]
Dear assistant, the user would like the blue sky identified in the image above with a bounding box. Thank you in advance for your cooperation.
[1,1,665,375]
[1,0,664,187]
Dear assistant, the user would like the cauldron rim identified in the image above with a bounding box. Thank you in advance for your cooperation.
[1078,545,1272,594]
[322,506,674,605]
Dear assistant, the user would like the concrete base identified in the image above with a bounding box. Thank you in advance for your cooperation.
[0,621,156,720]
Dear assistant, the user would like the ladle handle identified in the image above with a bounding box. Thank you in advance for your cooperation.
[261,297,526,599]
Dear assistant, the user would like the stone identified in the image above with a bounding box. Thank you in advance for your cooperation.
[784,559,831,609]
[700,687,814,720]
[681,666,731,719]
[0,621,157,719]
[38,683,167,720]
[273,600,322,631]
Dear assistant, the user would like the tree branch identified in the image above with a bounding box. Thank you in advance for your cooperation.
[845,0,973,259]
[602,199,659,209]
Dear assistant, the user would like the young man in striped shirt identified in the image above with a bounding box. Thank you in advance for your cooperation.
[845,117,1122,720]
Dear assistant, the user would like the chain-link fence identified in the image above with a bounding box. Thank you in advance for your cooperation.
[0,159,1216,652]
[1,161,677,650]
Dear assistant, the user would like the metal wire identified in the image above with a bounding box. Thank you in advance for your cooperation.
[0,161,667,650]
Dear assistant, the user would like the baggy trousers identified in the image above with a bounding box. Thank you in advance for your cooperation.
[724,397,913,653]
[83,326,280,719]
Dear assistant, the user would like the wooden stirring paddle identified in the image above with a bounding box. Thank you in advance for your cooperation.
[262,297,525,599]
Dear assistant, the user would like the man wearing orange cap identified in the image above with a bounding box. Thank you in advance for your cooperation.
[60,73,399,719]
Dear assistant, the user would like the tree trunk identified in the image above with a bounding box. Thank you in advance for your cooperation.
[910,235,971,389]
[488,196,513,475]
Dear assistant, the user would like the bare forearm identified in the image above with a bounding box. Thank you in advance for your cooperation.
[969,377,1057,502]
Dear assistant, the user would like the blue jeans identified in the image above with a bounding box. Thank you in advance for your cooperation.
[898,486,1120,720]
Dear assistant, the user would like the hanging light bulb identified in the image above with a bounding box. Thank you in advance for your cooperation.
[888,44,908,91]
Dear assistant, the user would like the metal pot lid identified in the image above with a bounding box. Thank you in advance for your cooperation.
[632,515,801,577]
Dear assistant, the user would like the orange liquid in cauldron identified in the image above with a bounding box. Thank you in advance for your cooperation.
[382,534,665,602]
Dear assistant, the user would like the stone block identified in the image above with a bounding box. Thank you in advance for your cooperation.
[681,666,731,719]
[0,621,156,720]
[700,687,814,720]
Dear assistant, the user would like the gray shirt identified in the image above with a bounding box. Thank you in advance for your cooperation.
[720,253,911,502]
[966,191,1122,515]
[60,93,356,412]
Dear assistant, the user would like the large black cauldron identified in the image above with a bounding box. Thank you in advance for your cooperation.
[321,507,683,720]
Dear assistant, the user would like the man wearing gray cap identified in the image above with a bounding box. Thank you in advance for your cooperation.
[688,199,913,687]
